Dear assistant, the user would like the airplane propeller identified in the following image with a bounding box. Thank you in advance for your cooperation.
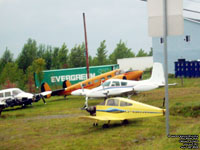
[40,94,46,104]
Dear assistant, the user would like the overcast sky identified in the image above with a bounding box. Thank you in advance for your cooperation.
[0,0,151,58]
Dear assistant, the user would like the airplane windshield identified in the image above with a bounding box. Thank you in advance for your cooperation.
[120,101,132,106]
[106,99,119,106]
[111,81,120,86]
[102,81,110,87]
[13,90,22,96]
[121,81,127,86]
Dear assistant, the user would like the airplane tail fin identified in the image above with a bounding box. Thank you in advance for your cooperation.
[149,62,165,85]
[41,83,52,98]
[63,80,71,88]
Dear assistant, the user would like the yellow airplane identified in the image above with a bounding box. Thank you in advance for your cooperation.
[81,97,165,127]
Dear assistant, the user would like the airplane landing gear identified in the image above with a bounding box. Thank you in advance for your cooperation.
[0,106,3,116]
[102,124,109,128]
[122,119,129,125]
[93,122,98,126]
[102,120,110,128]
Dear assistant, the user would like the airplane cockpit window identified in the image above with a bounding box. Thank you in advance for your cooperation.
[107,75,112,79]
[106,99,119,106]
[101,77,105,81]
[99,101,106,106]
[121,82,127,86]
[5,92,11,97]
[120,101,132,107]
[111,81,120,86]
[13,90,22,96]
[102,81,111,87]
[94,79,99,83]
[0,93,3,98]
[115,71,120,75]
[82,83,86,87]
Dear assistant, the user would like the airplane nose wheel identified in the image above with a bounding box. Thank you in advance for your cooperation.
[93,122,98,126]
[122,119,129,125]
[102,120,110,128]
[102,124,109,128]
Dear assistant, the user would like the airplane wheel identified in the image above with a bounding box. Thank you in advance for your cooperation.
[0,107,3,116]
[102,124,109,128]
[93,123,98,126]
[122,119,129,125]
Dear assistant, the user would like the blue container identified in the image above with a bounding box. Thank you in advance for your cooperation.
[175,59,200,78]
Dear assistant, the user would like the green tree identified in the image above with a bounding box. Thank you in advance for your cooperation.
[109,40,135,64]
[148,48,153,56]
[17,38,38,72]
[51,47,60,69]
[88,55,93,66]
[69,43,86,68]
[32,58,46,87]
[0,62,25,89]
[37,44,46,58]
[95,40,108,65]
[43,46,53,70]
[26,65,35,92]
[136,49,148,57]
[0,48,13,73]
[92,57,98,66]
[58,43,69,68]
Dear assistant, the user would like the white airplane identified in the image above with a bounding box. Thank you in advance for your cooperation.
[0,88,51,116]
[72,62,176,108]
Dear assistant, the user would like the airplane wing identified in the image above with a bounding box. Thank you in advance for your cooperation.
[71,89,90,96]
[80,116,125,121]
[40,91,52,96]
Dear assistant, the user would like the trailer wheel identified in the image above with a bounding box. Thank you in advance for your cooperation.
[0,106,4,116]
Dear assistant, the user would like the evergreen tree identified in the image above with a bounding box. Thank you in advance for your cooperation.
[58,43,69,68]
[148,48,153,56]
[136,49,148,57]
[69,43,86,68]
[32,58,46,86]
[0,62,25,89]
[37,44,46,58]
[17,38,38,72]
[96,40,108,65]
[0,48,13,73]
[51,47,60,69]
[109,40,135,64]
[43,46,53,70]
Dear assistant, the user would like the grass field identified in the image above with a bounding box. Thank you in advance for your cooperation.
[0,78,200,150]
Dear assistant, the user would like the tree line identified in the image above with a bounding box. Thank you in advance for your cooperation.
[0,38,152,91]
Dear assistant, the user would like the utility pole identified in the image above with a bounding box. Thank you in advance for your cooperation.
[83,12,90,79]
[163,0,170,136]
[147,0,183,136]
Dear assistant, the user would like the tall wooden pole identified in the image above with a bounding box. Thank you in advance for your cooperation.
[83,12,90,79]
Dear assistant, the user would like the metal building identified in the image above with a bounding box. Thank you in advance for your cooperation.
[117,56,153,71]
[34,64,119,87]
[152,0,200,73]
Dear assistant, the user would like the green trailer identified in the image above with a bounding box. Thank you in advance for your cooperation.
[34,64,119,88]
